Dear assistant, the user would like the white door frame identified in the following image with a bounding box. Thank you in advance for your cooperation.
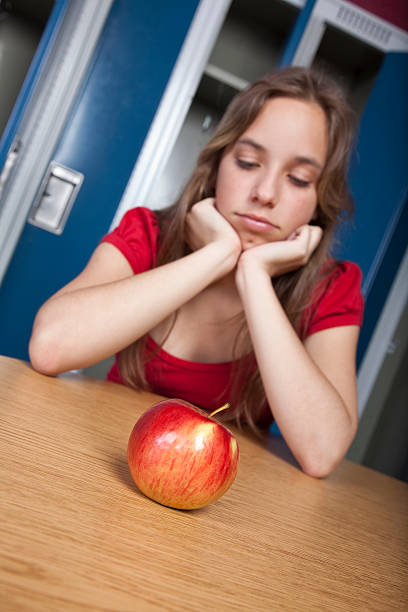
[292,0,408,67]
[111,0,233,227]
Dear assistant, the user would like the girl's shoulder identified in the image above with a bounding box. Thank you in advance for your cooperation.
[324,259,363,289]
[100,206,160,273]
[301,260,364,338]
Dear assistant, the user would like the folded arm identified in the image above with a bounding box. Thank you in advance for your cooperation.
[29,200,241,375]
[235,227,359,478]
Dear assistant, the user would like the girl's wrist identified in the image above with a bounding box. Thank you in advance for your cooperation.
[200,238,241,279]
[238,249,273,277]
[235,251,272,295]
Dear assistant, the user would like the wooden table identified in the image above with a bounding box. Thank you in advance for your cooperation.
[0,356,407,611]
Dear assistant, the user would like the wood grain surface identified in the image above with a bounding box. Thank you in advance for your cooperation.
[0,356,407,611]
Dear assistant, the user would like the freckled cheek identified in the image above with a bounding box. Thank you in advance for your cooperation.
[292,195,318,224]
[214,188,229,216]
[215,179,241,216]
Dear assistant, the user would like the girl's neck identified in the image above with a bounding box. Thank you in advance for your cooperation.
[204,270,243,319]
[149,267,249,362]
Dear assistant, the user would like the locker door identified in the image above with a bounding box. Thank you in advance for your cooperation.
[337,52,408,363]
[0,0,200,360]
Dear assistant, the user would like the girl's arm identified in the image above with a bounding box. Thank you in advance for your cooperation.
[29,199,241,375]
[235,226,359,478]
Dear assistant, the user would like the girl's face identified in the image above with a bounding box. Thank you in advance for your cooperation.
[215,97,328,249]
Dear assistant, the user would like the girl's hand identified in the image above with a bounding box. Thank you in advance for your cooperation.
[186,198,241,256]
[236,224,323,280]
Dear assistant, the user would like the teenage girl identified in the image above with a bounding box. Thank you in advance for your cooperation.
[29,67,364,478]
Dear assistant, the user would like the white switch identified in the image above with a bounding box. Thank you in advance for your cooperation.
[29,162,84,234]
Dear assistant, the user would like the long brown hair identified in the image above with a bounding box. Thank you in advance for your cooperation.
[119,66,356,431]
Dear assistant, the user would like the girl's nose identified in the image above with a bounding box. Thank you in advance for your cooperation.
[252,171,279,207]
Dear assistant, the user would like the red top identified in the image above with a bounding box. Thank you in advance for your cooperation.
[101,207,364,425]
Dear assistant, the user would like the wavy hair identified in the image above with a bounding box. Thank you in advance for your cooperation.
[118,66,356,432]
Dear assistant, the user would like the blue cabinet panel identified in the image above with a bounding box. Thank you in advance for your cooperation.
[357,196,407,364]
[280,0,317,68]
[336,52,408,361]
[0,0,200,359]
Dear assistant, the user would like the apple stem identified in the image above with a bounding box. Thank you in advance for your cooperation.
[209,403,230,418]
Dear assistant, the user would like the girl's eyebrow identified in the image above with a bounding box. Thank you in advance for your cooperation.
[294,156,323,171]
[236,137,265,152]
[237,138,323,170]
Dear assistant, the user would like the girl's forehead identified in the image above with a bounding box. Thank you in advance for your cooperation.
[235,97,328,162]
[247,97,327,131]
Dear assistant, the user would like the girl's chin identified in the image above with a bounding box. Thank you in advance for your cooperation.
[239,234,277,250]
[241,240,265,251]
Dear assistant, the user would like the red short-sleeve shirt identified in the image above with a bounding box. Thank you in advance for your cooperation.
[101,207,364,423]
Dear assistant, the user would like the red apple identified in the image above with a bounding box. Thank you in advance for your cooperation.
[127,399,239,510]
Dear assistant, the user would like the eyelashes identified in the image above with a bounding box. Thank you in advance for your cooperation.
[236,159,259,170]
[235,159,311,188]
[288,175,310,188]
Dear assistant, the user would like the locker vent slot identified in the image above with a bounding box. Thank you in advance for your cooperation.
[336,6,392,46]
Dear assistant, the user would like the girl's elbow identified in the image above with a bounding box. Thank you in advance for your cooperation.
[299,434,356,479]
[298,417,358,479]
[300,457,339,479]
[29,326,63,377]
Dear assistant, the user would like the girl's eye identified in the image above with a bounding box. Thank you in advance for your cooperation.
[236,159,259,170]
[289,175,310,187]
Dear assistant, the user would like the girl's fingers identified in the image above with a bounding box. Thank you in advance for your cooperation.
[241,224,323,277]
[291,225,322,256]
[186,198,241,253]
[308,225,323,254]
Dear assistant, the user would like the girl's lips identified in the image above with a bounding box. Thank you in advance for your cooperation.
[236,213,279,233]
